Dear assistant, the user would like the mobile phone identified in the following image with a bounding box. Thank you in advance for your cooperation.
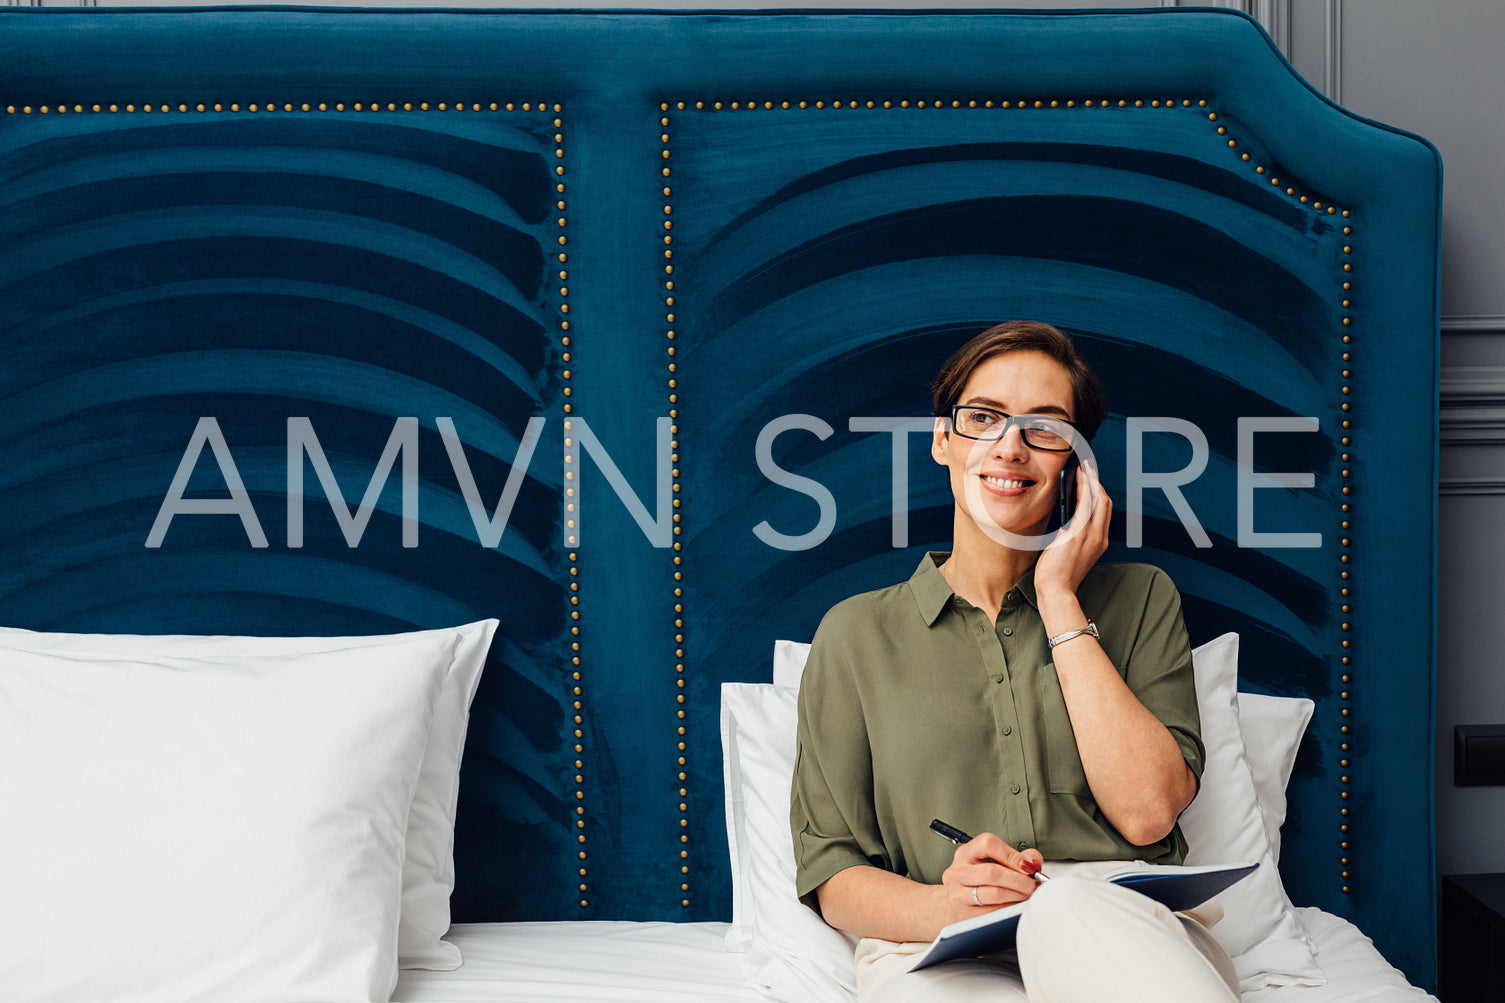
[1049,455,1080,534]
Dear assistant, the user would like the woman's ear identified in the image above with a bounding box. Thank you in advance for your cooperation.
[931,416,950,465]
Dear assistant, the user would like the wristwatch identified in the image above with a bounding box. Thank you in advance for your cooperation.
[1047,620,1100,649]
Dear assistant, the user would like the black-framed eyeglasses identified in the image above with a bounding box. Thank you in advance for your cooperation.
[947,405,1080,452]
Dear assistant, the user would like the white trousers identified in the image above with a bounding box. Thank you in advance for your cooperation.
[855,869,1240,1003]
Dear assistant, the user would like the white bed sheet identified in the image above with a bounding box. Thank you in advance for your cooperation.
[1241,908,1438,1003]
[392,909,1436,1003]
[392,921,760,1003]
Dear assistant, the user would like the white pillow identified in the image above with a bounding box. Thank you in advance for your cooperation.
[760,634,1324,992]
[1180,633,1324,989]
[0,620,497,971]
[723,638,809,955]
[722,682,859,1002]
[0,634,459,1002]
[1237,691,1315,864]
[772,638,809,690]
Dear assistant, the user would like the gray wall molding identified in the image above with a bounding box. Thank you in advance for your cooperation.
[1442,367,1505,409]
[1324,0,1344,104]
[1440,478,1505,496]
[1440,314,1505,495]
[1441,366,1505,442]
[1437,320,1503,441]
[1441,358,1505,494]
[1444,315,1505,335]
[1253,0,1292,54]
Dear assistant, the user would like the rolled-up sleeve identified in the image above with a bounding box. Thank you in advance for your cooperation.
[789,608,886,914]
[1119,566,1205,788]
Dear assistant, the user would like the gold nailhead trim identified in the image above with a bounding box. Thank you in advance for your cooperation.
[661,103,692,910]
[675,95,1292,118]
[557,106,580,905]
[1334,209,1354,893]
[565,294,581,917]
[7,99,543,117]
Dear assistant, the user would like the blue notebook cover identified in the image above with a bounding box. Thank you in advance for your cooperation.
[909,862,1259,972]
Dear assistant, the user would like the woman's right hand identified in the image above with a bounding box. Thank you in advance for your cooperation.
[940,833,1044,922]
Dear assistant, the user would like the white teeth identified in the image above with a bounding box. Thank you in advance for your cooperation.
[984,476,1029,489]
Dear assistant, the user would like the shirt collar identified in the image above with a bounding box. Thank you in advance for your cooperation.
[1015,567,1040,609]
[910,551,1040,626]
[910,552,954,626]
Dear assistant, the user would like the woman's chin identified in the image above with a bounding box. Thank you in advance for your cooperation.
[961,510,1053,545]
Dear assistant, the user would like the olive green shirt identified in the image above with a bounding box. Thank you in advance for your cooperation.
[791,553,1204,911]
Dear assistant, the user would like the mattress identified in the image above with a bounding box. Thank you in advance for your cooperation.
[392,910,1435,1003]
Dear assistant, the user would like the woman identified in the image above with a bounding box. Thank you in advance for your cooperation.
[790,321,1239,1002]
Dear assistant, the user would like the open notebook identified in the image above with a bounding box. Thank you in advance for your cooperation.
[911,862,1259,972]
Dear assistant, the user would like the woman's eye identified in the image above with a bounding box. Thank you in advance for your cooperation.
[970,411,997,425]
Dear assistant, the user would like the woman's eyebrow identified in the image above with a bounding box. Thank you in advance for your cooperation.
[963,395,1071,418]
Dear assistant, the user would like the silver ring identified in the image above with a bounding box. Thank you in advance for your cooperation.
[971,886,981,907]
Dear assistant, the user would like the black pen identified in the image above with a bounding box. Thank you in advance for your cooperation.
[929,818,1050,881]
[929,818,971,845]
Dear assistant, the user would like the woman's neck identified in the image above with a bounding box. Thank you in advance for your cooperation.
[938,537,1038,620]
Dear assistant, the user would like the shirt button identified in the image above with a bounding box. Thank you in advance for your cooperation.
[1006,590,1019,602]
[1011,783,1021,795]
[1018,840,1028,850]
[993,674,1005,684]
[1002,725,1012,736]
[1001,626,1013,636]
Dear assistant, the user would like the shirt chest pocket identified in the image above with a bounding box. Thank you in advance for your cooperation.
[1038,665,1092,799]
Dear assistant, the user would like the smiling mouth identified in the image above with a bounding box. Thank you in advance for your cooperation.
[982,475,1034,490]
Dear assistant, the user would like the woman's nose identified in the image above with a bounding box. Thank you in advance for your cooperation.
[989,424,1031,460]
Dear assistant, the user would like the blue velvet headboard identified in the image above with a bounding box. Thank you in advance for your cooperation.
[0,6,1440,988]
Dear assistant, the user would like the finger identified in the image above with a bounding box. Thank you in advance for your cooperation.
[958,853,1038,883]
[1061,464,1099,534]
[1088,469,1111,519]
[953,845,1040,895]
[1077,464,1105,516]
[966,837,1045,884]
[1072,465,1111,541]
[956,863,1038,900]
[959,832,1023,869]
[952,838,1032,892]
[1084,464,1111,510]
[959,871,1037,909]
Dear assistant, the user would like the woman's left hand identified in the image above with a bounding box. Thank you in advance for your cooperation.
[1034,462,1111,597]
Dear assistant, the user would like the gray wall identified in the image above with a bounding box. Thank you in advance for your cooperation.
[61,0,1505,878]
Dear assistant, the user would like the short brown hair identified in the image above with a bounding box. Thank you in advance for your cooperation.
[930,321,1106,439]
